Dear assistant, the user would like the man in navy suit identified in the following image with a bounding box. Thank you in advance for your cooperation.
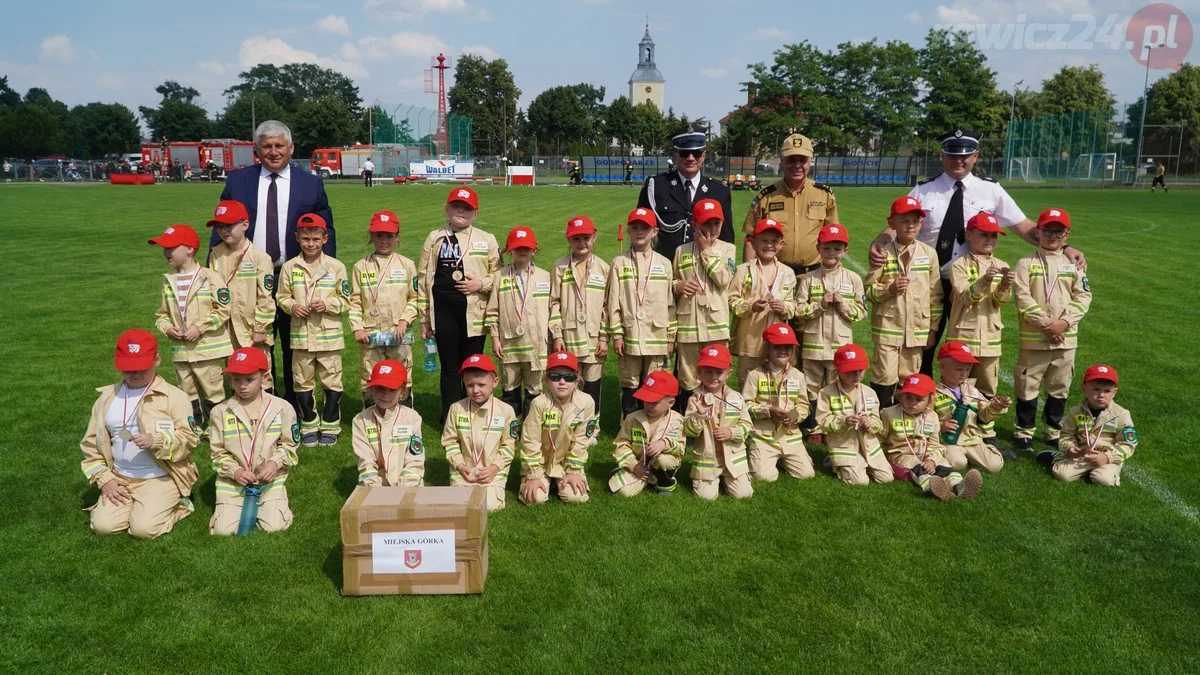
[636,124,734,259]
[210,120,335,405]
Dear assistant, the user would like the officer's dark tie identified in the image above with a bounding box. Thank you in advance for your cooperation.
[685,179,694,205]
[266,173,280,263]
[935,180,965,268]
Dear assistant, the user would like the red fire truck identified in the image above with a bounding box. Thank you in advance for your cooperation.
[310,145,376,179]
[141,139,257,177]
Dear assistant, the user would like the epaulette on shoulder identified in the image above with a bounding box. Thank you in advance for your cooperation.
[978,175,998,183]
[813,182,833,193]
[757,183,777,198]
[917,175,939,185]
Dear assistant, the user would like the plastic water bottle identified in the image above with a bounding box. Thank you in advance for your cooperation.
[423,337,439,372]
[401,328,415,346]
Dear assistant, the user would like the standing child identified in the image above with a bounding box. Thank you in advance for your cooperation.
[864,197,942,409]
[442,354,518,511]
[609,370,686,496]
[729,218,797,380]
[881,373,982,501]
[486,225,552,418]
[549,215,610,425]
[208,347,299,535]
[276,213,350,446]
[815,344,890,486]
[683,344,753,500]
[934,341,1012,472]
[1047,364,1138,486]
[741,323,812,482]
[351,359,425,487]
[1012,208,1092,451]
[673,199,738,411]
[150,223,233,434]
[606,208,677,418]
[206,200,276,391]
[349,210,420,409]
[518,351,596,505]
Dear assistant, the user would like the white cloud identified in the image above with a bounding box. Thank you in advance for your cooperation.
[96,73,129,89]
[197,60,235,75]
[364,0,492,22]
[701,67,729,79]
[751,28,792,41]
[315,14,351,36]
[238,36,368,77]
[903,11,923,23]
[460,44,499,60]
[339,32,448,61]
[38,35,75,63]
[935,2,983,23]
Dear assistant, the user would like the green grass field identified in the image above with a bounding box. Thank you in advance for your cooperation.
[2,180,1198,672]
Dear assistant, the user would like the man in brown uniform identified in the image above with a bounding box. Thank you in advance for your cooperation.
[742,133,838,277]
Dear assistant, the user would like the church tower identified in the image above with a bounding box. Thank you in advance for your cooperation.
[628,24,665,111]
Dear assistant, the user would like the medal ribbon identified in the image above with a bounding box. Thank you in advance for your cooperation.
[368,253,398,309]
[235,399,275,469]
[632,248,651,309]
[900,410,927,461]
[545,402,577,458]
[468,398,496,466]
[510,266,533,323]
[373,405,400,477]
[222,242,252,286]
[444,226,473,269]
[298,257,327,306]
[1082,410,1105,454]
[643,412,675,469]
[119,378,156,430]
[1036,251,1060,306]
[692,243,709,296]
[570,255,591,315]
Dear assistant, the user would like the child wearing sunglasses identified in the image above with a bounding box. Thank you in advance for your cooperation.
[518,351,596,505]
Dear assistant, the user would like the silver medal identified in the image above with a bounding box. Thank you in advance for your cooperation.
[116,428,134,441]
[514,325,525,337]
[702,392,716,406]
[576,311,587,324]
[451,270,464,281]
[368,307,380,318]
[636,309,646,320]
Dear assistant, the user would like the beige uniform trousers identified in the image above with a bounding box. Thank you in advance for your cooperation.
[803,359,838,402]
[175,359,226,402]
[1015,348,1075,400]
[870,344,923,387]
[1052,457,1123,486]
[612,454,681,497]
[970,356,1000,398]
[749,432,813,481]
[450,473,509,511]
[502,362,543,395]
[619,355,668,389]
[736,355,762,382]
[677,340,728,392]
[835,450,894,486]
[943,438,1005,473]
[519,477,590,505]
[293,349,344,392]
[89,474,187,539]
[209,491,293,535]
[359,344,412,390]
[579,361,603,382]
[693,471,753,501]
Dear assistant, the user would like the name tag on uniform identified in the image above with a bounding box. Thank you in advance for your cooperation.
[490,415,505,427]
[589,273,605,283]
[240,260,256,270]
[536,281,550,291]
[395,425,413,437]
[914,255,929,265]
[472,241,488,250]
[650,265,665,275]
[840,283,853,293]
[390,269,406,278]
[154,419,173,433]
[768,201,785,212]
[1057,264,1074,273]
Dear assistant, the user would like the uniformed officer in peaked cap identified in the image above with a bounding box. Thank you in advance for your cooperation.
[636,123,734,259]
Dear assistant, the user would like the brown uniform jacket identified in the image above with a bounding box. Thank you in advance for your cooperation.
[880,405,946,465]
[348,252,420,334]
[865,241,943,348]
[673,240,737,343]
[154,267,233,363]
[548,254,611,357]
[741,365,810,451]
[519,391,595,481]
[946,253,1012,356]
[442,397,518,480]
[1014,248,1092,350]
[1060,401,1138,465]
[276,253,350,352]
[728,261,797,357]
[933,379,1006,444]
[486,264,552,364]
[815,381,884,467]
[612,409,686,470]
[605,248,676,355]
[742,178,839,268]
[352,405,426,486]
[416,225,501,337]
[209,394,298,504]
[209,241,276,346]
[683,386,751,480]
[795,265,866,360]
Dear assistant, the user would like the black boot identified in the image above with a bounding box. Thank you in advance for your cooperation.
[319,389,343,445]
[190,399,205,437]
[502,388,523,417]
[522,390,537,419]
[621,387,638,418]
[1015,398,1038,432]
[800,400,818,433]
[1044,396,1067,440]
[199,398,217,438]
[675,389,694,415]
[652,466,678,494]
[296,390,318,445]
[871,383,895,410]
[582,379,602,412]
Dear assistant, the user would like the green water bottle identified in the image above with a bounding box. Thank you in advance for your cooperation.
[942,402,972,445]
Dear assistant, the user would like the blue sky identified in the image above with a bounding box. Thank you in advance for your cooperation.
[2,0,1195,138]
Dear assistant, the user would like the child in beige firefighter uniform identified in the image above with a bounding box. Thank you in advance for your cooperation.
[1046,364,1138,487]
[442,354,518,511]
[607,208,677,419]
[946,213,1014,400]
[352,359,425,487]
[741,323,812,481]
[150,223,232,434]
[81,329,199,539]
[729,218,797,380]
[276,213,350,446]
[518,352,596,505]
[683,344,753,500]
[865,197,943,409]
[486,225,552,418]
[673,199,738,411]
[206,200,276,390]
[350,210,420,409]
[881,374,982,501]
[1012,208,1092,451]
[549,215,609,423]
[208,347,299,535]
[816,344,890,486]
[610,371,686,496]
[934,341,1012,472]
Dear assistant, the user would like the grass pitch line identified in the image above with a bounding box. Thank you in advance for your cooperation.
[1125,465,1200,525]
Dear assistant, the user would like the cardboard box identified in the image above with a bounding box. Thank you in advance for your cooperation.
[340,485,488,596]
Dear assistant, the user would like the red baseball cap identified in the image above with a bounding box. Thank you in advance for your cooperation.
[633,371,679,402]
[890,196,927,216]
[366,359,409,388]
[1037,208,1070,230]
[546,351,579,372]
[224,347,270,374]
[1083,364,1118,385]
[696,344,732,370]
[114,328,157,371]
[297,213,327,231]
[833,343,869,373]
[754,218,784,236]
[898,373,936,397]
[818,224,849,244]
[967,212,1006,235]
[459,353,497,375]
[692,198,724,223]
[447,186,479,209]
[148,224,199,250]
[937,340,980,365]
[627,207,657,228]
[369,210,400,233]
[506,225,537,250]
[206,200,249,227]
[566,215,596,236]
[762,322,799,346]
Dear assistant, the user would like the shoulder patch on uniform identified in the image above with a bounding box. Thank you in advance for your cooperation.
[291,423,300,443]
[410,436,424,455]
[1082,276,1090,292]
[216,288,231,305]
[188,416,201,434]
[979,175,998,183]
[757,184,777,197]
[727,258,736,274]
[340,279,351,297]
[1122,426,1138,445]
[508,420,520,440]
[813,182,833,193]
[585,418,598,438]
[264,274,276,292]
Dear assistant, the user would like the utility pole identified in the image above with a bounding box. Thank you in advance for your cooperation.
[1007,80,1022,180]
[1134,44,1158,184]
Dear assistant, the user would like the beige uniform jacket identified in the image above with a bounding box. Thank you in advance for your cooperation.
[209,394,298,504]
[154,267,234,363]
[946,254,1012,356]
[742,178,839,268]
[548,254,611,357]
[673,240,737,343]
[442,398,518,480]
[933,379,1005,444]
[1059,401,1138,465]
[865,241,943,348]
[276,253,350,352]
[519,391,595,481]
[815,382,884,467]
[605,249,677,355]
[348,253,420,334]
[80,376,199,505]
[1013,249,1092,350]
[352,405,426,486]
[209,241,276,346]
[612,410,686,470]
[485,264,552,364]
[416,225,501,337]
[728,261,797,356]
[741,366,810,451]
[795,265,867,359]
[683,386,751,480]
[880,405,946,465]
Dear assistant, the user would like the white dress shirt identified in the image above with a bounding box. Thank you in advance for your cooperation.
[677,171,700,204]
[254,164,292,266]
[909,172,1026,277]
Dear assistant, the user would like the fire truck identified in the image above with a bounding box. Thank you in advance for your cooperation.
[310,145,376,179]
[141,139,257,178]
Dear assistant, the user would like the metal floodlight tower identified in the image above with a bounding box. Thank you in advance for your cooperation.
[424,53,452,156]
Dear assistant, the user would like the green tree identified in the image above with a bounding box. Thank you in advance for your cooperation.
[605,96,637,151]
[225,63,362,117]
[139,80,211,141]
[525,83,608,150]
[917,29,1004,147]
[448,54,520,156]
[0,105,63,157]
[292,95,358,156]
[1141,64,1200,166]
[214,92,287,139]
[1031,65,1117,117]
[631,101,667,154]
[154,80,201,104]
[723,42,839,155]
[0,76,20,110]
[70,102,140,157]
